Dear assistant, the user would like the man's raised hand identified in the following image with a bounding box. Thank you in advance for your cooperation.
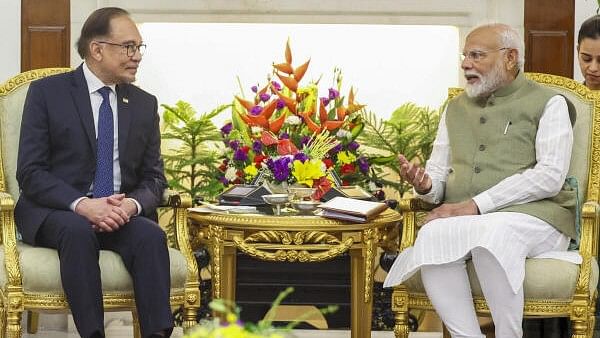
[398,154,432,194]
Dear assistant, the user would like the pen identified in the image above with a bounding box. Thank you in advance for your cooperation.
[503,121,512,135]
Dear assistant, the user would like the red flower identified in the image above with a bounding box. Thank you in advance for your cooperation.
[241,146,251,153]
[322,158,334,168]
[218,162,227,172]
[236,170,244,177]
[341,163,355,174]
[254,154,268,167]
[312,177,332,200]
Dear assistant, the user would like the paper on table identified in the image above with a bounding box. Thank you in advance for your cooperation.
[318,197,388,218]
[188,204,258,214]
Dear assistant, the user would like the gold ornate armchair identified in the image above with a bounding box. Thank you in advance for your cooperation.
[0,68,200,337]
[391,73,600,338]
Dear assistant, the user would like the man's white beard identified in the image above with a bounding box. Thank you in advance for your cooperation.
[465,61,507,98]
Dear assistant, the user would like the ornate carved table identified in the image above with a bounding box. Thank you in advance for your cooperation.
[188,209,401,338]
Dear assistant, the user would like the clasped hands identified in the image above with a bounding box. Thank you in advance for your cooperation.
[75,194,137,232]
[398,154,478,223]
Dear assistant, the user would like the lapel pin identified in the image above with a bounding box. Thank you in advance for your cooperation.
[122,97,129,103]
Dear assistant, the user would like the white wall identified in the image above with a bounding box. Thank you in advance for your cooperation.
[137,23,459,123]
[91,0,524,119]
[0,0,20,83]
[5,1,597,85]
[574,0,599,82]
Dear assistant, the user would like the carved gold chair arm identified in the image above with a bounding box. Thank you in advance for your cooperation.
[0,191,23,287]
[575,201,599,296]
[163,190,200,328]
[398,198,436,251]
[164,191,198,277]
[398,197,437,213]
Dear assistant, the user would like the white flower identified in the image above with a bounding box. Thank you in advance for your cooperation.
[225,166,238,181]
[336,129,351,139]
[251,126,263,134]
[369,181,377,191]
[285,115,302,125]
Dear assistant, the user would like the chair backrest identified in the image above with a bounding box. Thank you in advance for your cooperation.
[525,73,598,205]
[0,68,71,200]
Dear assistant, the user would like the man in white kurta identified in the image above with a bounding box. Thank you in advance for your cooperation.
[384,24,577,338]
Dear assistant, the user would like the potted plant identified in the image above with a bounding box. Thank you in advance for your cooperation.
[161,100,230,202]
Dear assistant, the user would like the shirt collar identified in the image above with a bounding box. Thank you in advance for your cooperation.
[82,62,116,95]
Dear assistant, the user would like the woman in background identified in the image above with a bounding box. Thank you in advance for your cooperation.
[578,15,600,90]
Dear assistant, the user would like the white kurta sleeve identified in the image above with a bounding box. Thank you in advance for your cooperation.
[415,109,450,204]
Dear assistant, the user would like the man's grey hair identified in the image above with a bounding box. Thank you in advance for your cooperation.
[498,26,525,70]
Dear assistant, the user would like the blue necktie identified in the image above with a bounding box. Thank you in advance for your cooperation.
[93,86,114,198]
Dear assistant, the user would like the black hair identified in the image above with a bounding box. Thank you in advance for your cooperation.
[578,15,600,45]
[76,7,130,59]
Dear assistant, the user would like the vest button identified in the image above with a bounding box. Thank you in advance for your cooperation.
[479,144,486,151]
[474,166,481,173]
[480,116,486,124]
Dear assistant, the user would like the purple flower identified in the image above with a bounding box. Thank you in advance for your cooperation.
[320,97,330,106]
[294,152,309,163]
[219,176,229,185]
[329,143,343,155]
[347,141,360,151]
[328,88,340,100]
[279,132,289,139]
[300,136,311,146]
[268,157,292,182]
[250,105,263,116]
[259,93,271,102]
[276,99,286,110]
[220,122,233,135]
[252,140,262,153]
[358,156,370,174]
[233,148,248,162]
[229,140,240,150]
[251,85,258,93]
[271,81,282,91]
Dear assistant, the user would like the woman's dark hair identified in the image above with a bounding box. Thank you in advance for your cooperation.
[76,7,130,59]
[578,15,600,45]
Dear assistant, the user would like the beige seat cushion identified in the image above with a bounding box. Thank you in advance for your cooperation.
[404,257,599,301]
[0,243,188,293]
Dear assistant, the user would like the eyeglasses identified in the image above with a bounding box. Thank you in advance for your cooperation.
[95,41,146,57]
[461,47,509,62]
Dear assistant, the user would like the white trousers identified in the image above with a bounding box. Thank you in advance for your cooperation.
[421,247,524,338]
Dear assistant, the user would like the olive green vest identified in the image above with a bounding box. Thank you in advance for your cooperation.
[445,71,577,238]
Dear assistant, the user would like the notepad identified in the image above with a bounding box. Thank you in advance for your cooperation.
[317,197,388,222]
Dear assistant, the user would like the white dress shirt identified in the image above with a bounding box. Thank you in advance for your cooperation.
[69,63,141,215]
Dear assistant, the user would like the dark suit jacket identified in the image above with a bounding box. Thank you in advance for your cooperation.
[15,65,167,245]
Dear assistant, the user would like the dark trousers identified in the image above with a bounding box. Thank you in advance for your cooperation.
[35,210,173,338]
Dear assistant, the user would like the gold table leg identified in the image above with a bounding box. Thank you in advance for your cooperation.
[221,245,237,302]
[350,247,373,338]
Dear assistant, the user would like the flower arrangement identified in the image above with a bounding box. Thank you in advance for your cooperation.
[184,287,337,338]
[218,41,372,199]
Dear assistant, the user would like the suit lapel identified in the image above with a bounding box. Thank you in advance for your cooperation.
[70,66,96,155]
[116,84,132,160]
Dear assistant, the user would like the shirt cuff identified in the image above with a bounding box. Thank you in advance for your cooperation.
[70,197,88,212]
[472,192,495,214]
[128,198,142,216]
[415,179,443,204]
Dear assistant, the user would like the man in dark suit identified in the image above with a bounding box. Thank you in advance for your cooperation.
[15,7,172,338]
